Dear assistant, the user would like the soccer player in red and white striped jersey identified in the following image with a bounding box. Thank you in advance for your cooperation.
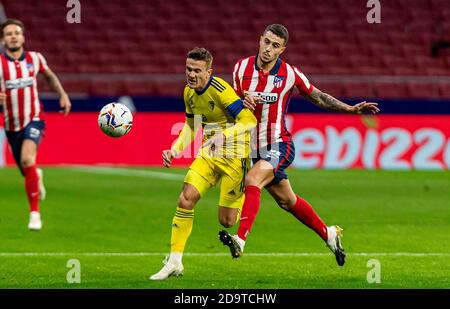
[0,19,72,230]
[219,24,379,266]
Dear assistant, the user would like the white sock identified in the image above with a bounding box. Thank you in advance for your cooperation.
[169,252,183,264]
[236,235,246,249]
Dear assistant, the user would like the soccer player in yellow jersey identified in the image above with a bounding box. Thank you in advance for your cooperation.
[150,47,256,280]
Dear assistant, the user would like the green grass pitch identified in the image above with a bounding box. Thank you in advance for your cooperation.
[0,167,449,288]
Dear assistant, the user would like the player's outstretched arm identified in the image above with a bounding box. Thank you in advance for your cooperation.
[306,86,380,114]
[164,117,196,167]
[42,68,72,115]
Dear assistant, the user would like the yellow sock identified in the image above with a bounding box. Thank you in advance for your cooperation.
[170,207,194,253]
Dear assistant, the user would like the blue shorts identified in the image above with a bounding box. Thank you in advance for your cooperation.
[252,141,295,186]
[5,121,46,167]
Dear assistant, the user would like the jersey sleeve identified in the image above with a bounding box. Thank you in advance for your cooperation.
[232,61,244,98]
[213,77,243,119]
[171,87,196,155]
[37,52,49,74]
[183,86,194,119]
[293,66,314,95]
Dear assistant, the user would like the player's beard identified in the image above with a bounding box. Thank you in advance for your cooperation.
[6,45,22,52]
[259,53,273,65]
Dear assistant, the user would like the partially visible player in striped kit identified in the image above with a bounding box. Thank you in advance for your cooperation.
[220,24,379,266]
[0,19,71,230]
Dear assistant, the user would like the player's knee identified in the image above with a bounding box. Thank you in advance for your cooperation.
[20,156,35,169]
[177,192,195,210]
[244,172,260,187]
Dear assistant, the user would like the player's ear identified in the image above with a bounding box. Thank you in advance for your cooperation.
[279,46,286,55]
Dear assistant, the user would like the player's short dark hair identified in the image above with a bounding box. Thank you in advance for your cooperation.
[187,47,213,69]
[1,19,25,37]
[264,24,289,45]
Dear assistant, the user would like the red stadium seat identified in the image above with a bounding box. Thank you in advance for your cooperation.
[122,80,157,96]
[315,83,345,98]
[89,81,125,96]
[2,0,447,98]
[373,84,408,99]
[61,80,91,94]
[438,83,450,98]
[343,83,374,98]
[406,83,440,99]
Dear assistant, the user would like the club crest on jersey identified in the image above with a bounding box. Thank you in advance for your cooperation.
[26,63,34,73]
[208,101,215,111]
[273,75,284,88]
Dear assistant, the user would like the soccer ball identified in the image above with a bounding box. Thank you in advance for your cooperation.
[98,103,133,137]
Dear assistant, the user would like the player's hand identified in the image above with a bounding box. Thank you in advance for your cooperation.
[243,95,260,111]
[0,92,6,105]
[59,94,72,116]
[162,149,177,168]
[203,133,225,156]
[351,101,380,114]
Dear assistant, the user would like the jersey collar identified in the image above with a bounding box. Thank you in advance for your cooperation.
[195,75,213,95]
[4,50,26,62]
[254,56,282,75]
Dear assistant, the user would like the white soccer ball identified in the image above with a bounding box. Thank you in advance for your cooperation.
[98,103,133,137]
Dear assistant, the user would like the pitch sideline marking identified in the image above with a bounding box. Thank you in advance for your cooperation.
[0,252,449,257]
[68,165,185,181]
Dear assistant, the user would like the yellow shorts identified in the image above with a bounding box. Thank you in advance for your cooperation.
[184,155,249,209]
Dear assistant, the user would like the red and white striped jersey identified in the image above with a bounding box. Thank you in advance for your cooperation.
[233,56,313,148]
[0,51,48,132]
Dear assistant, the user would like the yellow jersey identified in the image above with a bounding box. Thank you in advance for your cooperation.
[172,76,256,158]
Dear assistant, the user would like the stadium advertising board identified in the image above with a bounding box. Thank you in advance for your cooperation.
[1,113,449,170]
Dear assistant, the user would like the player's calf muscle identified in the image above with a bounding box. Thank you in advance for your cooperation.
[218,210,238,228]
[275,198,296,211]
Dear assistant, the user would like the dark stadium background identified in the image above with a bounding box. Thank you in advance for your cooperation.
[1,0,449,167]
[0,0,449,294]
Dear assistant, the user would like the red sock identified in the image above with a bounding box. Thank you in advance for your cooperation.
[23,165,39,212]
[237,185,261,240]
[290,195,327,241]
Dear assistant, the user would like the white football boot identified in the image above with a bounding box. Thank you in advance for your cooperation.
[326,225,346,266]
[150,255,184,280]
[37,168,46,201]
[219,230,245,258]
[28,211,42,231]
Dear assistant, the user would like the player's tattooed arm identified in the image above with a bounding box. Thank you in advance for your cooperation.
[306,87,379,114]
[307,87,351,112]
[43,69,72,115]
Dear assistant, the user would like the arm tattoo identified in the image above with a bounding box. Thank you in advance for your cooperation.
[308,89,352,113]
